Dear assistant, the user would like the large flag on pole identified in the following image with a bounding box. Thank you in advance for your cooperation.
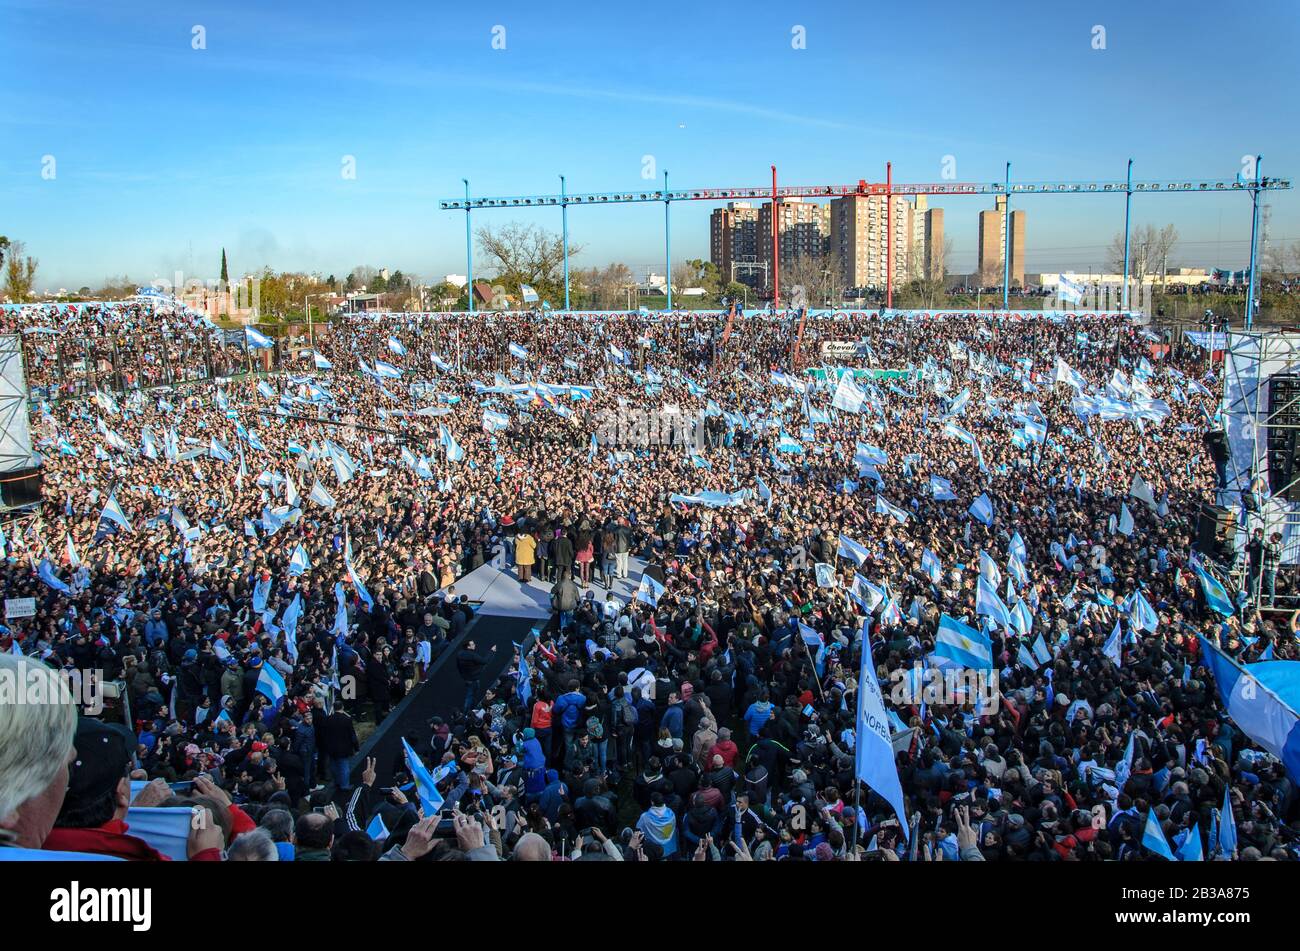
[854,640,909,841]
[100,492,134,533]
[1198,635,1300,783]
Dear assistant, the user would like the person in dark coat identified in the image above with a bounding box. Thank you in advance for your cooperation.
[456,639,496,712]
[317,708,360,792]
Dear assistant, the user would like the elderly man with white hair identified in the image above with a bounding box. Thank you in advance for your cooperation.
[0,653,83,857]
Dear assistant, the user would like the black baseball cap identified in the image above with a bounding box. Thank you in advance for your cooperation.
[65,718,136,806]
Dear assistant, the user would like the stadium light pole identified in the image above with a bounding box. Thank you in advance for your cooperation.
[1245,156,1262,331]
[1122,158,1133,311]
[464,179,474,313]
[664,170,672,312]
[560,175,570,311]
[1002,162,1011,312]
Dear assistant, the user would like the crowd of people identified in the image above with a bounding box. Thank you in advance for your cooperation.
[1,300,1297,863]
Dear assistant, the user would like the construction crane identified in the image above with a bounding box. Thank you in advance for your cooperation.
[442,162,1291,324]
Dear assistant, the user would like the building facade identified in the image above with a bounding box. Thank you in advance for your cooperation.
[829,195,913,290]
[976,196,1026,287]
[709,202,762,288]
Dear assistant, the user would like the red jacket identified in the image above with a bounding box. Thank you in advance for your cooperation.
[43,818,221,861]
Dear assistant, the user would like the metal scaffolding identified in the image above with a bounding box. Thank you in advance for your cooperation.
[1220,329,1300,610]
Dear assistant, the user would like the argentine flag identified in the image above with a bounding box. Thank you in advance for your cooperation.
[245,327,274,349]
[636,573,665,607]
[255,663,288,705]
[289,544,311,577]
[929,476,958,501]
[387,337,407,358]
[976,577,1012,629]
[100,492,134,533]
[1141,809,1176,861]
[508,342,529,361]
[968,493,995,527]
[874,495,909,524]
[921,548,942,585]
[312,350,333,370]
[309,481,336,508]
[855,639,910,841]
[934,614,993,670]
[1057,273,1085,304]
[520,284,539,303]
[837,534,871,567]
[402,737,445,815]
[1191,560,1235,617]
[1199,636,1300,783]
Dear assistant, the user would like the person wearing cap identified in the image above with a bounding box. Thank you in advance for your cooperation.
[42,719,224,861]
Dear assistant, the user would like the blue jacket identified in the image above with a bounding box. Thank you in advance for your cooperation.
[660,702,684,739]
[553,691,586,730]
[521,737,546,770]
[743,701,774,737]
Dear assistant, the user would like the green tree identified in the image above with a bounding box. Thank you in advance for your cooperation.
[3,239,38,302]
[220,248,229,286]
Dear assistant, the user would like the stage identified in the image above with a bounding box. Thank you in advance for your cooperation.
[352,553,648,788]
[438,555,649,621]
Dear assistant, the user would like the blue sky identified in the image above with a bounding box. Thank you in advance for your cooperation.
[2,0,1297,290]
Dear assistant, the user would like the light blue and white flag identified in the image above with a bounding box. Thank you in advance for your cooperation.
[209,437,233,463]
[837,534,871,567]
[520,284,539,303]
[875,495,910,524]
[289,544,311,577]
[255,662,288,704]
[934,614,993,670]
[403,737,444,815]
[312,351,333,370]
[1199,636,1300,784]
[1175,822,1204,862]
[366,813,389,841]
[921,548,942,585]
[37,559,72,594]
[976,577,1012,629]
[245,327,274,349]
[929,476,958,501]
[308,481,336,508]
[1103,620,1123,666]
[1142,809,1176,861]
[387,337,407,358]
[855,639,909,841]
[968,493,995,527]
[636,573,665,607]
[100,492,134,533]
[1191,561,1235,617]
[508,342,529,361]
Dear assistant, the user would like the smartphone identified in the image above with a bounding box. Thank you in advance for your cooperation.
[169,781,194,793]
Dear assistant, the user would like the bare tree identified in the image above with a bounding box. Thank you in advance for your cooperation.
[575,263,634,309]
[1108,224,1178,285]
[476,222,581,304]
[779,249,841,308]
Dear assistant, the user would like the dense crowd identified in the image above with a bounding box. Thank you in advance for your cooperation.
[1,301,1297,863]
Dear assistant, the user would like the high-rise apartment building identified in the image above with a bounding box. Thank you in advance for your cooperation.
[709,202,762,287]
[829,195,912,290]
[756,199,831,285]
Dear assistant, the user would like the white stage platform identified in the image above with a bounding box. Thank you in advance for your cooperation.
[441,556,648,620]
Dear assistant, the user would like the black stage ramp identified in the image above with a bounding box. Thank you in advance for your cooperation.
[351,613,540,788]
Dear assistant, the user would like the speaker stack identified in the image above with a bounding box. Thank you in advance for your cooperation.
[1266,375,1300,502]
[1194,502,1237,562]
